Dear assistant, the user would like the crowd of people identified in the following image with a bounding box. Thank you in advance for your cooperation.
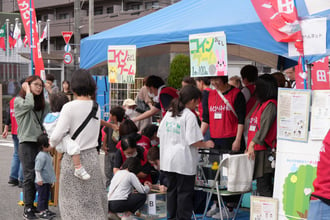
[3,65,326,220]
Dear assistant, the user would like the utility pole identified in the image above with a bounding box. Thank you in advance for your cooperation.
[74,0,81,70]
[89,0,94,36]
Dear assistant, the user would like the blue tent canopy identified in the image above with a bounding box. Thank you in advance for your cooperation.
[80,0,330,69]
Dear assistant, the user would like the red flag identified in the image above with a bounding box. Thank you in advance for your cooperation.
[17,0,45,78]
[9,30,16,49]
[0,23,6,51]
[23,35,28,47]
[251,0,303,54]
[311,57,330,90]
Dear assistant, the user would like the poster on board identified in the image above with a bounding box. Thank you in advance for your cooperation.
[107,45,136,84]
[189,31,228,77]
[311,90,330,140]
[277,88,311,142]
[250,196,278,220]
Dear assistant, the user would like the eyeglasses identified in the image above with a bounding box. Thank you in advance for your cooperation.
[31,82,44,88]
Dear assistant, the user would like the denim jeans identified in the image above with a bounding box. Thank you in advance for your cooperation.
[35,183,50,211]
[9,135,23,182]
[307,199,330,220]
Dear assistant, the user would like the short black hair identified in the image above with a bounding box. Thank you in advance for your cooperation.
[37,133,50,149]
[147,146,159,161]
[141,124,158,139]
[255,74,278,103]
[121,157,142,175]
[119,119,139,137]
[49,92,69,112]
[71,69,97,97]
[182,76,196,86]
[240,65,258,83]
[195,77,210,86]
[46,74,55,82]
[110,106,126,122]
[145,75,165,89]
[121,133,138,151]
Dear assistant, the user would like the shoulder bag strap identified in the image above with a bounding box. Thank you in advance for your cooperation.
[72,101,98,140]
[33,109,46,133]
[216,89,238,118]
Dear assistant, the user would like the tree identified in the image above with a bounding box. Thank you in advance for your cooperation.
[168,54,190,89]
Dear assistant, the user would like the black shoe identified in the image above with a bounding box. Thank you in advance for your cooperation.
[39,210,54,219]
[18,181,23,188]
[23,208,39,220]
[31,206,40,214]
[45,209,56,217]
[8,177,19,186]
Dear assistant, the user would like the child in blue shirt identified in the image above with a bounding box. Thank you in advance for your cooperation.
[35,133,56,219]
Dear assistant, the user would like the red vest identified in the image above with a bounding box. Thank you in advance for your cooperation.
[159,87,178,116]
[119,146,152,184]
[9,98,18,135]
[312,130,330,200]
[198,88,212,121]
[247,99,277,151]
[245,84,257,115]
[208,88,240,139]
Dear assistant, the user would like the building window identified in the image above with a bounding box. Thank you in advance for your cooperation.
[58,13,69,20]
[145,1,159,9]
[107,7,114,14]
[94,6,103,15]
[127,4,140,10]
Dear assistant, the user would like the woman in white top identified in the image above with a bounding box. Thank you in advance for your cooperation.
[157,85,215,220]
[49,69,107,220]
[108,156,151,219]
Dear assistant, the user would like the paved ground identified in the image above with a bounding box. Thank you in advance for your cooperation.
[0,137,105,220]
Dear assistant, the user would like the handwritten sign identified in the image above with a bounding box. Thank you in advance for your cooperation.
[107,45,136,84]
[189,31,228,77]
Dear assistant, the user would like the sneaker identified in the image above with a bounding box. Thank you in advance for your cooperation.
[212,207,234,219]
[39,210,53,219]
[108,212,121,220]
[45,209,56,217]
[31,206,40,214]
[74,166,91,180]
[206,203,219,217]
[8,177,19,186]
[23,208,39,220]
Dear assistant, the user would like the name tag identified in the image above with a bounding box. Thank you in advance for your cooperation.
[249,125,256,131]
[214,113,222,119]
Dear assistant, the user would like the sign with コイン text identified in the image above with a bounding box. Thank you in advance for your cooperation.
[107,45,136,84]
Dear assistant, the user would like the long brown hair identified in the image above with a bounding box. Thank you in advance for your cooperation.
[19,75,46,111]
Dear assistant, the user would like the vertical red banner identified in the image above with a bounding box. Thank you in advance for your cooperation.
[17,0,45,78]
[311,57,330,90]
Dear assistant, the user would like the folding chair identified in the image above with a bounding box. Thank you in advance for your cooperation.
[202,154,254,220]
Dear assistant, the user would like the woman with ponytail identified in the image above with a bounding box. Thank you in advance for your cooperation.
[157,85,214,220]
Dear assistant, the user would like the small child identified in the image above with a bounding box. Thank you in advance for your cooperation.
[102,106,126,187]
[35,133,56,219]
[108,157,152,220]
[43,93,90,180]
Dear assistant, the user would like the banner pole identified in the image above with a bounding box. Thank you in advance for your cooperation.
[30,0,34,75]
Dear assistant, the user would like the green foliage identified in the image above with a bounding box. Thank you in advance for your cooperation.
[168,54,190,89]
[282,164,317,219]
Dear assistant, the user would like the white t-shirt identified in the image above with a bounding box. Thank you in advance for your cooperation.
[108,170,150,201]
[49,100,100,151]
[157,108,203,175]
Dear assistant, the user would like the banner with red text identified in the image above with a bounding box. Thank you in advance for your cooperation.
[17,0,45,78]
[311,57,330,90]
[107,45,136,84]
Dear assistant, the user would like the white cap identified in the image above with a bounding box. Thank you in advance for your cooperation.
[123,98,136,106]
